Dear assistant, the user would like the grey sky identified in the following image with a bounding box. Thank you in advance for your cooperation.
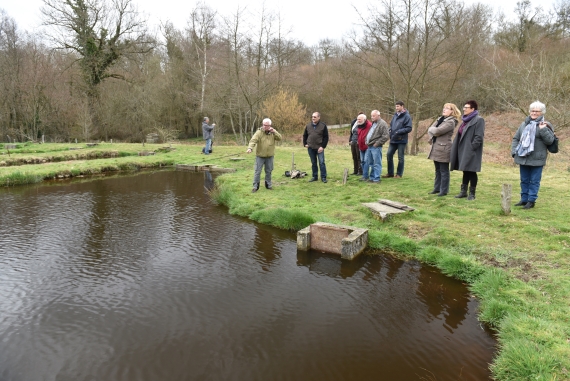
[1,0,528,45]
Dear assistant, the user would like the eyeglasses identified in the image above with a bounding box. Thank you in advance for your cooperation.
[463,106,472,109]
[530,110,542,113]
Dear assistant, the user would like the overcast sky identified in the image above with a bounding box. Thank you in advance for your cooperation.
[1,0,530,46]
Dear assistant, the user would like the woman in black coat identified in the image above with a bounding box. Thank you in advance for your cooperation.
[450,100,485,200]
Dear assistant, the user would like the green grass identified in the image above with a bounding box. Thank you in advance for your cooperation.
[2,140,570,380]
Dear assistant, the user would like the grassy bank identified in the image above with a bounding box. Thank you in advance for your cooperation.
[1,141,569,380]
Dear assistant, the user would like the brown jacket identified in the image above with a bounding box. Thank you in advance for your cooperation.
[427,116,457,163]
[367,119,390,148]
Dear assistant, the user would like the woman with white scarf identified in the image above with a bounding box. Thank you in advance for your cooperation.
[511,101,556,209]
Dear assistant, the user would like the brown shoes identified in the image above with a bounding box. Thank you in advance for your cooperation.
[381,174,394,178]
[394,175,402,178]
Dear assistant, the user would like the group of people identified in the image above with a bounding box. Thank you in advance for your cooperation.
[349,102,412,183]
[213,99,555,208]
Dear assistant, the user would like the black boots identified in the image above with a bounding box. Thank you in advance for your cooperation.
[454,184,474,200]
[428,189,439,194]
[455,184,467,198]
[265,180,272,190]
[514,200,526,206]
[467,186,476,201]
[523,201,535,209]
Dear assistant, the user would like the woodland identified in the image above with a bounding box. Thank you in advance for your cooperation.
[1,0,570,153]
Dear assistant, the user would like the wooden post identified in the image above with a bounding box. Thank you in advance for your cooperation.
[501,183,512,215]
[343,168,349,185]
[291,152,295,173]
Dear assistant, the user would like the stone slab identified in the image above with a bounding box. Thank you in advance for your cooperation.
[362,199,415,222]
[176,164,236,173]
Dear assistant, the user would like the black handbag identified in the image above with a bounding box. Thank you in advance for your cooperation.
[546,125,559,154]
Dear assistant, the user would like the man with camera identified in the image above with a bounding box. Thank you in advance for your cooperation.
[202,117,215,155]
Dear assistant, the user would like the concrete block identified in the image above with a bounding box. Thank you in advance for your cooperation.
[297,222,368,260]
[297,227,311,251]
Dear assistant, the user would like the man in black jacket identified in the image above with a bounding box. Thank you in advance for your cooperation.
[383,101,412,178]
[348,112,364,175]
[303,112,329,183]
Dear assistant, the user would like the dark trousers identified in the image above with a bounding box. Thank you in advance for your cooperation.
[307,148,327,179]
[350,142,362,174]
[433,161,450,194]
[462,171,478,187]
[386,143,406,176]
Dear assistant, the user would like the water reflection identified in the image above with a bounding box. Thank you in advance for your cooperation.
[0,170,495,381]
[296,250,368,278]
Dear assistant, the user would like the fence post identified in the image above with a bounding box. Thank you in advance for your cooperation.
[501,184,512,215]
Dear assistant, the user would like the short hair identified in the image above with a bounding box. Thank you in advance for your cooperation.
[443,103,461,120]
[395,101,405,107]
[312,112,321,117]
[357,114,366,121]
[371,109,380,117]
[529,101,546,114]
[262,118,272,125]
[465,100,478,110]
[203,117,209,122]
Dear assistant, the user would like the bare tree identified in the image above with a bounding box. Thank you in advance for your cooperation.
[480,48,570,130]
[188,2,216,113]
[349,0,492,154]
[41,0,154,139]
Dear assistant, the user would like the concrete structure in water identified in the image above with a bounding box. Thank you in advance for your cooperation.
[176,164,236,173]
[297,222,368,260]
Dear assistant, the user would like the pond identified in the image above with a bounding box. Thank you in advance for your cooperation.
[0,170,496,380]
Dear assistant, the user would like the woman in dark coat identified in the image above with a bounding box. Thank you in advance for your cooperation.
[511,101,555,209]
[450,100,485,200]
[427,103,460,196]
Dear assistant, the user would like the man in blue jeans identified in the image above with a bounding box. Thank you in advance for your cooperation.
[202,117,215,155]
[383,101,412,178]
[302,112,329,183]
[364,110,390,183]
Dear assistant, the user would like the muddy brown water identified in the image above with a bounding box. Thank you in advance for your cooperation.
[0,170,496,381]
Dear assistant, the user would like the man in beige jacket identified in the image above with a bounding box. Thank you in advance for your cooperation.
[247,118,282,192]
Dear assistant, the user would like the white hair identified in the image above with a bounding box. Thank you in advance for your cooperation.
[262,118,272,125]
[529,101,546,114]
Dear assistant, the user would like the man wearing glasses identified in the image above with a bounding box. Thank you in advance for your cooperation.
[303,112,329,183]
[247,118,282,193]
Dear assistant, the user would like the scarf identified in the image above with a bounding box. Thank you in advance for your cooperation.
[352,121,358,132]
[458,110,479,136]
[516,115,542,157]
[432,116,446,143]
